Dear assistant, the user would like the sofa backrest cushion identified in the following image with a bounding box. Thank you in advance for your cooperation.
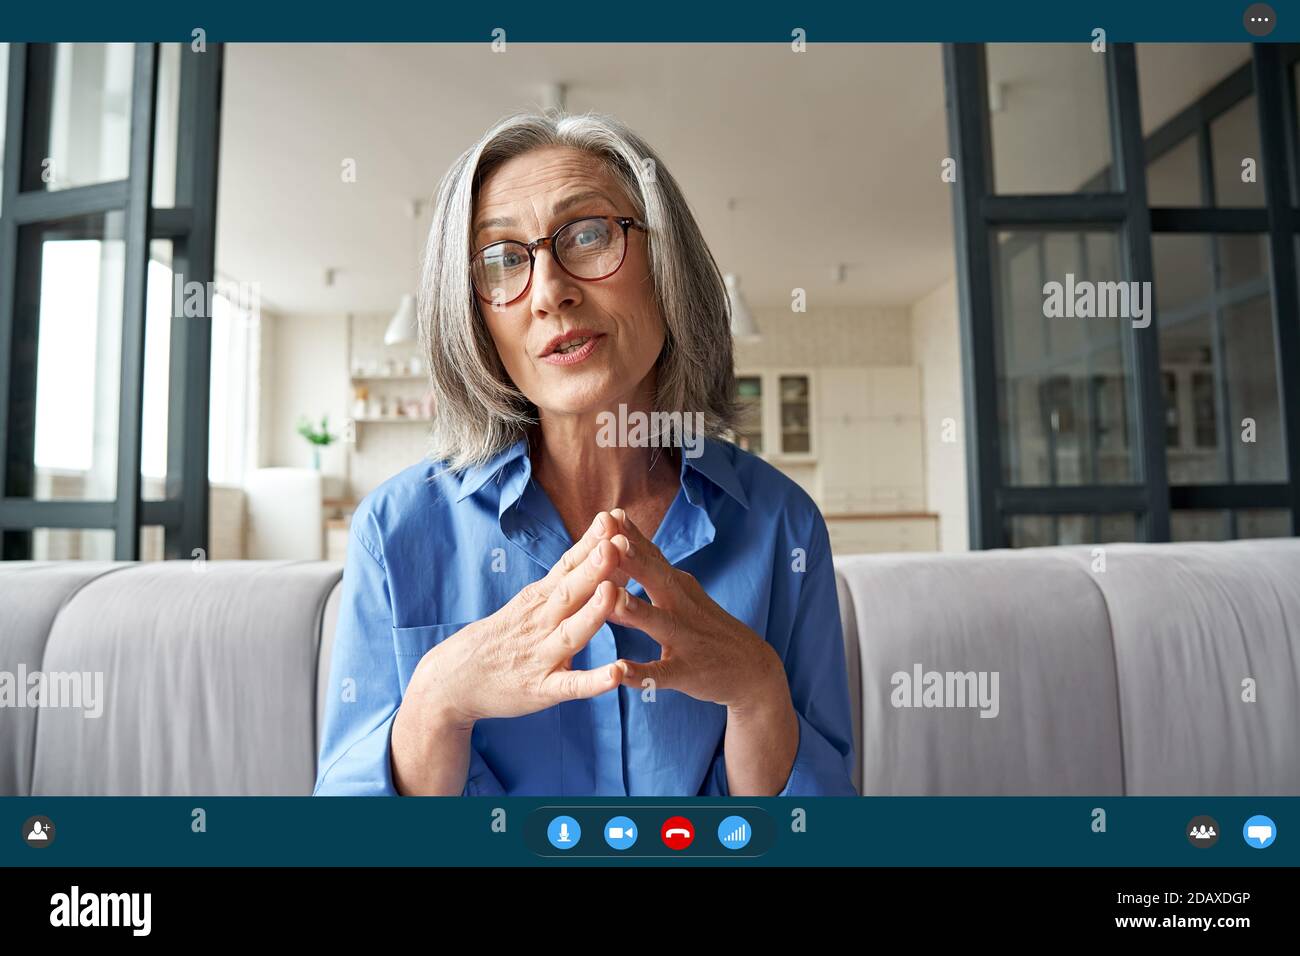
[1056,540,1300,795]
[834,551,1125,795]
[29,561,341,796]
[0,562,124,796]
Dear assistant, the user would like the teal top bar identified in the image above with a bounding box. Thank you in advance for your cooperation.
[0,0,1294,42]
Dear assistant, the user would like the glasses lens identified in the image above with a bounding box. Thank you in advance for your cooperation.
[555,217,624,279]
[472,241,530,303]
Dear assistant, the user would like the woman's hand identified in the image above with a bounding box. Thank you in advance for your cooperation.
[604,509,799,794]
[393,510,632,794]
[407,511,632,729]
[605,509,787,710]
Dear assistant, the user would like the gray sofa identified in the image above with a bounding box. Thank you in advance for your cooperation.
[2,539,1298,796]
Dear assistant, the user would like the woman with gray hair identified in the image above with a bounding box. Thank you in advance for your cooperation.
[314,111,856,798]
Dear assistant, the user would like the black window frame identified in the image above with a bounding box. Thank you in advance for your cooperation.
[944,42,1300,548]
[0,41,224,560]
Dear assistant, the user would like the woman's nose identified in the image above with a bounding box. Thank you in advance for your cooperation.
[529,246,581,316]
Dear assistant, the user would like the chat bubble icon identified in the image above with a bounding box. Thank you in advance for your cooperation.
[1243,815,1277,849]
[1247,825,1273,844]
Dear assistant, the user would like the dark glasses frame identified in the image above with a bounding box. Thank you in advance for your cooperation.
[470,215,648,306]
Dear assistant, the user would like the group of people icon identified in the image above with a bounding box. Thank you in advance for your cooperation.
[1189,823,1217,840]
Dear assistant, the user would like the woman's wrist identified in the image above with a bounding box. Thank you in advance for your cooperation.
[410,634,478,733]
[725,642,789,717]
[396,690,475,748]
[720,648,799,796]
[391,678,476,796]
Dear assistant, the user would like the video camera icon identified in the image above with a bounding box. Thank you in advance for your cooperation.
[604,816,638,850]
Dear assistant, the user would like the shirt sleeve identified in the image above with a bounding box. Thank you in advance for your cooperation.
[313,520,507,797]
[699,735,730,796]
[774,512,858,796]
[699,511,858,798]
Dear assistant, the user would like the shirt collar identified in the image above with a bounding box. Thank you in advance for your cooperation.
[452,434,749,511]
[681,437,750,510]
[453,439,530,503]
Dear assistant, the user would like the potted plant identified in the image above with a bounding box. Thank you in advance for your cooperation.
[297,415,338,471]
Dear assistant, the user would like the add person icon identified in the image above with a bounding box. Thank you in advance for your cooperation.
[22,815,55,848]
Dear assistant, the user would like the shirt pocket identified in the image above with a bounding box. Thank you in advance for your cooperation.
[391,622,473,696]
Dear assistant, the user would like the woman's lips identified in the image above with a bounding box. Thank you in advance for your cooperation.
[541,333,604,366]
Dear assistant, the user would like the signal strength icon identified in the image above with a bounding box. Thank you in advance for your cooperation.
[718,815,752,850]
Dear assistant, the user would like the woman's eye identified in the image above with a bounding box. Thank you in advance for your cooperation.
[572,225,608,247]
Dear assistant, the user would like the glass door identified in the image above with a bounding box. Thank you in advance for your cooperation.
[0,42,224,559]
[944,42,1300,547]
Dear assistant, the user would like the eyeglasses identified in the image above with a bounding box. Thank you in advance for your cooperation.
[470,215,647,306]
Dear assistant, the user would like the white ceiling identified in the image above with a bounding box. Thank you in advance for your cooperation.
[214,43,1255,317]
[215,43,955,315]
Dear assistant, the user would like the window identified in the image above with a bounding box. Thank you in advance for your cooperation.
[208,286,261,486]
[141,243,172,499]
[946,43,1300,548]
[993,228,1137,487]
[986,43,1115,193]
[1005,513,1138,548]
[35,44,134,192]
[0,43,8,216]
[141,263,261,493]
[1153,233,1284,485]
[1,44,225,559]
[22,212,126,501]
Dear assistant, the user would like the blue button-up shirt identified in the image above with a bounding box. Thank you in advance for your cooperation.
[313,436,857,797]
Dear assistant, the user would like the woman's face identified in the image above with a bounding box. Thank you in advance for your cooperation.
[472,145,665,420]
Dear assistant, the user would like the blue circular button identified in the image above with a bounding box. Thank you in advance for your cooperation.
[547,815,581,850]
[1242,814,1276,849]
[603,816,638,850]
[717,815,752,850]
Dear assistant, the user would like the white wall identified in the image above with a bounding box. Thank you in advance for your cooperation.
[346,311,435,499]
[734,305,912,368]
[910,277,969,552]
[257,307,277,470]
[265,312,350,478]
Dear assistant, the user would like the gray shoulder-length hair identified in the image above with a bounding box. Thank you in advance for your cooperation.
[417,110,737,472]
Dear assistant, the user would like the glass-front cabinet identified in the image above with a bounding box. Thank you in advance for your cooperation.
[731,365,936,553]
[778,374,812,454]
[732,369,815,461]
